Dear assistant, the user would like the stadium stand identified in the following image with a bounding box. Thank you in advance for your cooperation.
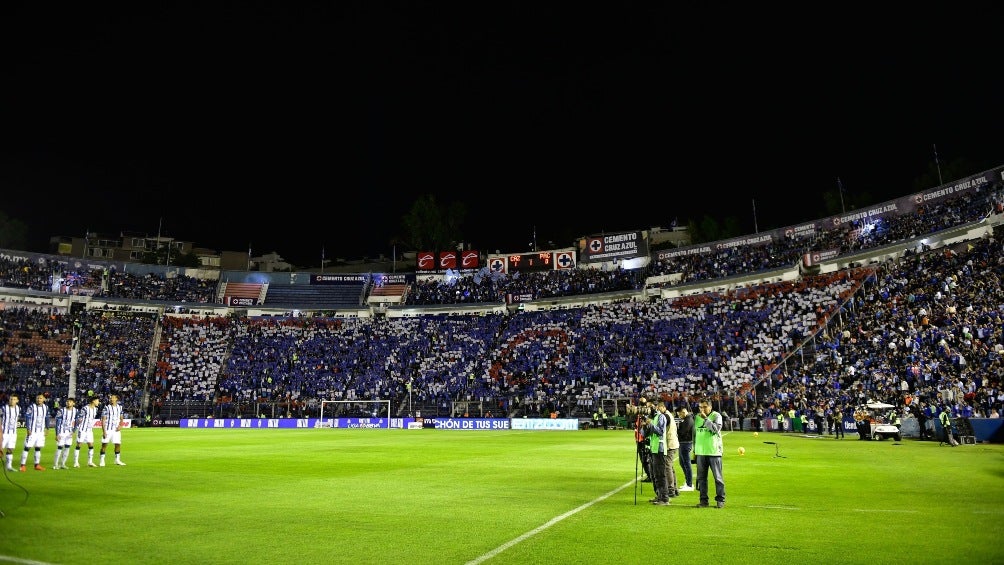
[1,164,1003,431]
[220,282,265,304]
[263,282,366,308]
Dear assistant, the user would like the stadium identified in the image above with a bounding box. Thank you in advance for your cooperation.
[1,164,1003,564]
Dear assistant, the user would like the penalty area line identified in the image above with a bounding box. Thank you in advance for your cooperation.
[465,479,635,565]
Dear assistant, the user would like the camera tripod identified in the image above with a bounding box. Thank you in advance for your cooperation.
[763,441,785,458]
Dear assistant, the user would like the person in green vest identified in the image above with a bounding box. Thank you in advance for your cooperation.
[939,406,958,447]
[799,412,808,434]
[887,408,901,430]
[787,407,796,433]
[694,399,726,508]
[640,401,671,505]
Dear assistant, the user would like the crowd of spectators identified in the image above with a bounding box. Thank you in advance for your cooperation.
[645,180,999,286]
[2,176,1004,426]
[0,304,73,405]
[753,233,1004,430]
[127,233,1004,425]
[0,258,216,303]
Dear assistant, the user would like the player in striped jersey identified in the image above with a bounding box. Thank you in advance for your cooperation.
[53,398,78,470]
[19,394,48,471]
[99,394,126,466]
[2,394,19,472]
[74,396,101,467]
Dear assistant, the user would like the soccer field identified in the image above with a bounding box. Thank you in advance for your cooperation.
[1,428,1001,565]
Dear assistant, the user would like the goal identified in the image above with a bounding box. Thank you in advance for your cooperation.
[319,400,391,422]
[451,400,482,417]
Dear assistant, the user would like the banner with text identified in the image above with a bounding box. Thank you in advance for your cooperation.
[578,230,649,264]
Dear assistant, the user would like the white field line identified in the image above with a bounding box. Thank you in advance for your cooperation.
[747,505,800,510]
[853,508,920,513]
[0,556,56,565]
[465,479,635,565]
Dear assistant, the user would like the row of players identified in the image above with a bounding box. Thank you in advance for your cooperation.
[1,393,126,472]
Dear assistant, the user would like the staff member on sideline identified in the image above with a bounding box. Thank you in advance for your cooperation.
[675,405,695,491]
[694,399,726,508]
[641,402,671,505]
[939,406,958,447]
[662,402,680,498]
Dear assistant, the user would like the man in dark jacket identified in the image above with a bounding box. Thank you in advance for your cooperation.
[675,405,695,491]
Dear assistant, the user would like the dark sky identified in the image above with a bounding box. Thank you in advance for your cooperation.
[2,4,1001,267]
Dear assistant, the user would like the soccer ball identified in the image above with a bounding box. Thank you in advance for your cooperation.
[753,431,759,437]
[737,446,746,455]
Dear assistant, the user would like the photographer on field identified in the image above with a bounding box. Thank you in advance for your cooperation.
[640,401,672,505]
[629,397,654,482]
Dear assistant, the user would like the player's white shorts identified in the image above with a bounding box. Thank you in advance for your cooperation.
[101,429,122,444]
[57,431,74,445]
[24,432,46,449]
[2,432,17,450]
[77,430,95,444]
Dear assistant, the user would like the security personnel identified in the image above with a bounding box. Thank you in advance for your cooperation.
[939,407,958,446]
[887,409,901,430]
[831,407,845,439]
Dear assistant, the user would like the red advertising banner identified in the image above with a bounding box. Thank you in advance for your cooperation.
[460,250,480,269]
[439,251,457,270]
[416,251,436,271]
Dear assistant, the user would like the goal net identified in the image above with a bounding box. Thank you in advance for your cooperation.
[319,400,391,425]
[451,400,483,417]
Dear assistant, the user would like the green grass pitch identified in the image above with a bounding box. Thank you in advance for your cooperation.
[0,428,1001,564]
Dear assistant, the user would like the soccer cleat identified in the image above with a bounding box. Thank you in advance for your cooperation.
[19,465,26,472]
[4,467,13,472]
[716,502,725,508]
[694,503,709,508]
[652,500,670,506]
[73,463,80,468]
[99,461,105,467]
[88,462,98,467]
[679,485,695,491]
[34,464,45,471]
[115,460,126,466]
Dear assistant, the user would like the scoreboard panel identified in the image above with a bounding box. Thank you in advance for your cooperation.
[506,252,554,273]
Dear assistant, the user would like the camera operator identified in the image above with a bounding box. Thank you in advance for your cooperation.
[632,397,653,482]
[641,401,672,505]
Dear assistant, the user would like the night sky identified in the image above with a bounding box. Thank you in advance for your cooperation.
[2,4,1001,267]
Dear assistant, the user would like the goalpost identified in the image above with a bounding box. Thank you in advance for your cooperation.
[451,400,482,417]
[319,400,391,426]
